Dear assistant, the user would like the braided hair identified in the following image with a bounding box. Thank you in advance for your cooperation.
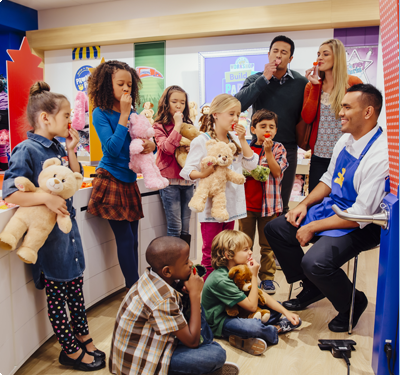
[206,94,242,156]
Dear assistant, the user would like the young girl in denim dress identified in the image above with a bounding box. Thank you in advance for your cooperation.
[153,86,194,244]
[87,60,155,290]
[3,82,105,371]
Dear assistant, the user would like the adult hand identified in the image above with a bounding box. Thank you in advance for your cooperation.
[263,61,277,81]
[285,203,307,227]
[173,112,183,132]
[234,122,246,140]
[247,257,260,277]
[305,67,320,85]
[296,223,315,247]
[140,139,156,154]
[120,92,132,117]
[66,127,80,152]
[184,272,204,296]
[45,194,69,216]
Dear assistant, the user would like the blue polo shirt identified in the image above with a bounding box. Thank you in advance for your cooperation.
[2,132,85,289]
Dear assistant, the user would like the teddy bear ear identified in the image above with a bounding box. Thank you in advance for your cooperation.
[43,158,61,169]
[74,172,83,187]
[228,143,237,154]
[228,265,242,279]
[205,139,218,151]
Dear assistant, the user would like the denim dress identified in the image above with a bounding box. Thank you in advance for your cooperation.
[2,132,85,289]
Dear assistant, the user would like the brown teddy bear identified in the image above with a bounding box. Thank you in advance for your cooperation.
[175,122,201,168]
[188,140,245,222]
[198,105,210,132]
[226,264,271,323]
[0,158,83,264]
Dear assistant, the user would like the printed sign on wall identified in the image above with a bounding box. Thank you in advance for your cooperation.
[346,46,378,86]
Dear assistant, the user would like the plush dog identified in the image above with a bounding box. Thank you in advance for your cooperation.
[225,264,271,323]
[0,158,83,264]
[188,140,245,222]
[128,113,169,190]
[175,122,201,168]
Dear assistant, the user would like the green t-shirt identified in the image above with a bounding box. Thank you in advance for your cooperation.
[201,267,246,337]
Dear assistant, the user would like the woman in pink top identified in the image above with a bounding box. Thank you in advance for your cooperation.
[153,86,194,244]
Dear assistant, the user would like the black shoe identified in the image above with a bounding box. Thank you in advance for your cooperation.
[59,349,105,371]
[180,234,191,247]
[77,337,106,360]
[282,282,325,311]
[328,291,368,332]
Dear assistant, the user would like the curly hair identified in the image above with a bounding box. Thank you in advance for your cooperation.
[154,85,193,126]
[211,230,252,269]
[87,60,141,111]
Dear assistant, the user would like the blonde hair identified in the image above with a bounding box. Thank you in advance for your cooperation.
[206,94,242,156]
[211,230,252,269]
[318,39,349,119]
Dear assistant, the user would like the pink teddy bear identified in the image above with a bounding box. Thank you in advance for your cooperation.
[128,113,169,190]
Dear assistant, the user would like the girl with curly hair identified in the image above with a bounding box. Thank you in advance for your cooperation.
[87,60,155,290]
[153,86,194,244]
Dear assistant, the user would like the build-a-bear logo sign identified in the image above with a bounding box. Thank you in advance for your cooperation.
[74,65,92,92]
[136,66,164,79]
[223,57,255,95]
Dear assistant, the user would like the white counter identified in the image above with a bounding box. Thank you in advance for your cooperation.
[0,179,197,375]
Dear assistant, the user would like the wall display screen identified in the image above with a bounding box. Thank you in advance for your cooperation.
[199,48,269,107]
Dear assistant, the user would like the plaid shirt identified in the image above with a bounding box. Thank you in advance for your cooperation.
[263,68,294,85]
[109,268,187,375]
[249,139,288,217]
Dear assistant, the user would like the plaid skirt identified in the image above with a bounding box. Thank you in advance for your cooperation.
[87,168,144,222]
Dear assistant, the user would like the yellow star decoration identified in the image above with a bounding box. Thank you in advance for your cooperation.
[334,168,346,188]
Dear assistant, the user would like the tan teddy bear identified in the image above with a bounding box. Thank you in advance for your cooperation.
[188,140,245,222]
[225,264,271,323]
[141,102,155,125]
[0,158,83,264]
[175,122,201,168]
[189,101,198,124]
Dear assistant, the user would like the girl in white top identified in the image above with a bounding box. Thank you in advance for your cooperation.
[180,94,258,278]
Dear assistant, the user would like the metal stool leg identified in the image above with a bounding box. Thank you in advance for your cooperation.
[348,255,359,334]
[288,283,293,300]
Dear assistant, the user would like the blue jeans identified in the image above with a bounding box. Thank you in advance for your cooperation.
[221,308,281,345]
[169,307,226,375]
[159,184,194,237]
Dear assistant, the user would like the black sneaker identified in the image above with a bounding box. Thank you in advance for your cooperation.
[328,291,368,332]
[282,282,324,311]
[276,317,302,333]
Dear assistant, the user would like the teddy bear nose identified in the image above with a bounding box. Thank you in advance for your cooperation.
[54,178,61,184]
[223,156,227,161]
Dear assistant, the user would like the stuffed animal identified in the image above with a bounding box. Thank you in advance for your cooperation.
[128,113,169,190]
[189,101,198,124]
[0,158,83,264]
[175,122,201,168]
[141,102,155,125]
[225,265,271,323]
[188,140,245,222]
[198,105,210,132]
[71,91,90,151]
[291,174,304,197]
[243,165,270,182]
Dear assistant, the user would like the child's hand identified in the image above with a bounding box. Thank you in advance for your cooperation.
[184,272,204,296]
[139,139,156,154]
[247,257,260,277]
[45,194,69,216]
[173,111,184,131]
[284,311,300,326]
[234,122,246,140]
[120,93,132,117]
[200,158,216,178]
[263,137,273,153]
[66,127,80,152]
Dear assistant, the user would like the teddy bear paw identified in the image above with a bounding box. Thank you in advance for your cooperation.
[252,312,262,320]
[0,232,18,251]
[213,211,229,222]
[261,312,270,323]
[17,246,38,264]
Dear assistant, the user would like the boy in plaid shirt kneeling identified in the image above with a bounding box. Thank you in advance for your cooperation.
[239,109,288,295]
[109,236,239,375]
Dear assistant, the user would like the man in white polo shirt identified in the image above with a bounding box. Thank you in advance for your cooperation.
[265,84,389,332]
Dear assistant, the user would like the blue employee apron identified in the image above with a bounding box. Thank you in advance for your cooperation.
[301,127,382,237]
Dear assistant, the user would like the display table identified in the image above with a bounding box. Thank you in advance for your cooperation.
[0,179,198,375]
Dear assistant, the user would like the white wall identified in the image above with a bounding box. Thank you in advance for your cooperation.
[44,29,386,126]
[38,0,323,30]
